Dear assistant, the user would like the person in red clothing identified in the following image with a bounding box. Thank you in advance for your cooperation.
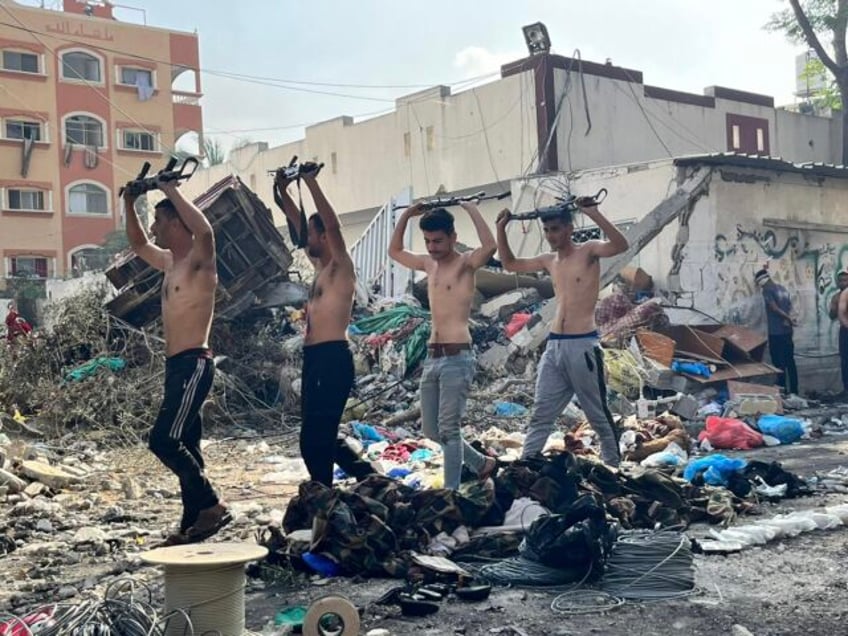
[5,301,32,343]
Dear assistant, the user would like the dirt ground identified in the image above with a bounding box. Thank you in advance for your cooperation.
[2,434,848,635]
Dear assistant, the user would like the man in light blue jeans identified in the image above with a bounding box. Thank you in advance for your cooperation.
[496,194,629,466]
[389,201,498,489]
[420,347,489,488]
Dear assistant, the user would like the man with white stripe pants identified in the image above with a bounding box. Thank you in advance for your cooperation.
[496,196,628,466]
[124,175,230,546]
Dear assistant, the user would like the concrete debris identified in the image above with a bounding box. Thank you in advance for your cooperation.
[479,287,541,321]
[73,526,108,545]
[120,476,143,501]
[19,460,81,490]
[0,467,26,494]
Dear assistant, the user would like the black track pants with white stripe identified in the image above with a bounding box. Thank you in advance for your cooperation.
[149,349,218,532]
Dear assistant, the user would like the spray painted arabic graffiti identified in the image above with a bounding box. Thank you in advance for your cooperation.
[712,224,848,363]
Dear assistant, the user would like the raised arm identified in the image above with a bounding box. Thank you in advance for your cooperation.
[302,171,350,265]
[495,209,552,274]
[124,191,170,271]
[158,180,215,265]
[580,202,629,259]
[459,200,496,270]
[388,203,428,271]
[273,171,306,244]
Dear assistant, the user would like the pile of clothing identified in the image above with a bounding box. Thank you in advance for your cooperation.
[270,451,806,579]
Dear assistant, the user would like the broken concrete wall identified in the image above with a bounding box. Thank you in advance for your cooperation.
[516,158,848,392]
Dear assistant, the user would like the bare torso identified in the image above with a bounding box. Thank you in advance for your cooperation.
[161,250,216,356]
[425,253,476,344]
[546,243,601,335]
[305,258,355,345]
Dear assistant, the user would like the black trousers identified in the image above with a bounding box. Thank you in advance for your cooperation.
[840,327,848,392]
[148,348,218,532]
[300,341,373,486]
[768,334,799,395]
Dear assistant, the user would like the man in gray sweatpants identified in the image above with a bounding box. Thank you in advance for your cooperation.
[495,196,629,466]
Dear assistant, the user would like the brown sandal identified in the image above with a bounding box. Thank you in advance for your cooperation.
[185,504,233,543]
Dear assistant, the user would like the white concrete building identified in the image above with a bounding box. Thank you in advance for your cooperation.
[179,51,839,253]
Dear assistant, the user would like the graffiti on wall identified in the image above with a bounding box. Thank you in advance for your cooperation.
[712,223,848,353]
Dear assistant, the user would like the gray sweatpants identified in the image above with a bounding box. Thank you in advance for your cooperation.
[521,333,620,465]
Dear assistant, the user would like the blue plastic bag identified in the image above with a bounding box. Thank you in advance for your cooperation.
[757,414,805,445]
[671,360,711,378]
[683,454,747,487]
[387,467,412,479]
[302,552,341,577]
[409,448,434,462]
[351,421,386,445]
[494,401,528,417]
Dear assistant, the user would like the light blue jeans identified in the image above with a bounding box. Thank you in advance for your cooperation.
[420,351,487,489]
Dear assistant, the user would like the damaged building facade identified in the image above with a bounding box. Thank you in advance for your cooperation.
[179,50,839,252]
[514,153,848,393]
[176,48,842,300]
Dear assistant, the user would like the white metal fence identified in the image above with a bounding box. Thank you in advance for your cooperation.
[349,187,412,298]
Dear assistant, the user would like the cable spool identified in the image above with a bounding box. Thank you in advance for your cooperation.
[141,542,268,636]
[600,529,695,601]
[302,596,360,636]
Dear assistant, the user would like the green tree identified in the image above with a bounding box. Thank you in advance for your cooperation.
[203,136,226,166]
[799,56,842,110]
[768,0,848,163]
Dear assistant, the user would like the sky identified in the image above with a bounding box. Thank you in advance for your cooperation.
[28,0,811,153]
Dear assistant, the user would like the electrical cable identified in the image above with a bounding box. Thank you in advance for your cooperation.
[599,529,695,601]
[549,589,625,615]
[0,18,501,98]
[474,556,592,588]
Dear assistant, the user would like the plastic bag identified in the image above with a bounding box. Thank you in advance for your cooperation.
[683,454,747,486]
[756,414,805,445]
[825,504,848,524]
[640,442,688,468]
[698,416,763,450]
[494,401,528,417]
[505,312,532,338]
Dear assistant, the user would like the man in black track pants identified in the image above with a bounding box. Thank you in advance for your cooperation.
[124,177,230,547]
[274,165,372,486]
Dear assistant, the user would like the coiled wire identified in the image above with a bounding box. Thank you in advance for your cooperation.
[0,578,205,636]
[599,529,695,601]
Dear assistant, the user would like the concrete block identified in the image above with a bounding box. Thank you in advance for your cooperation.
[479,343,516,372]
[0,467,26,494]
[670,395,699,420]
[20,460,80,490]
[479,288,541,321]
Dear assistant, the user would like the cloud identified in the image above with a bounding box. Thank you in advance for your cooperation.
[453,46,524,79]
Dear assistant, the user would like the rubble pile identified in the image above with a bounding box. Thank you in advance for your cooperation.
[0,284,303,442]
